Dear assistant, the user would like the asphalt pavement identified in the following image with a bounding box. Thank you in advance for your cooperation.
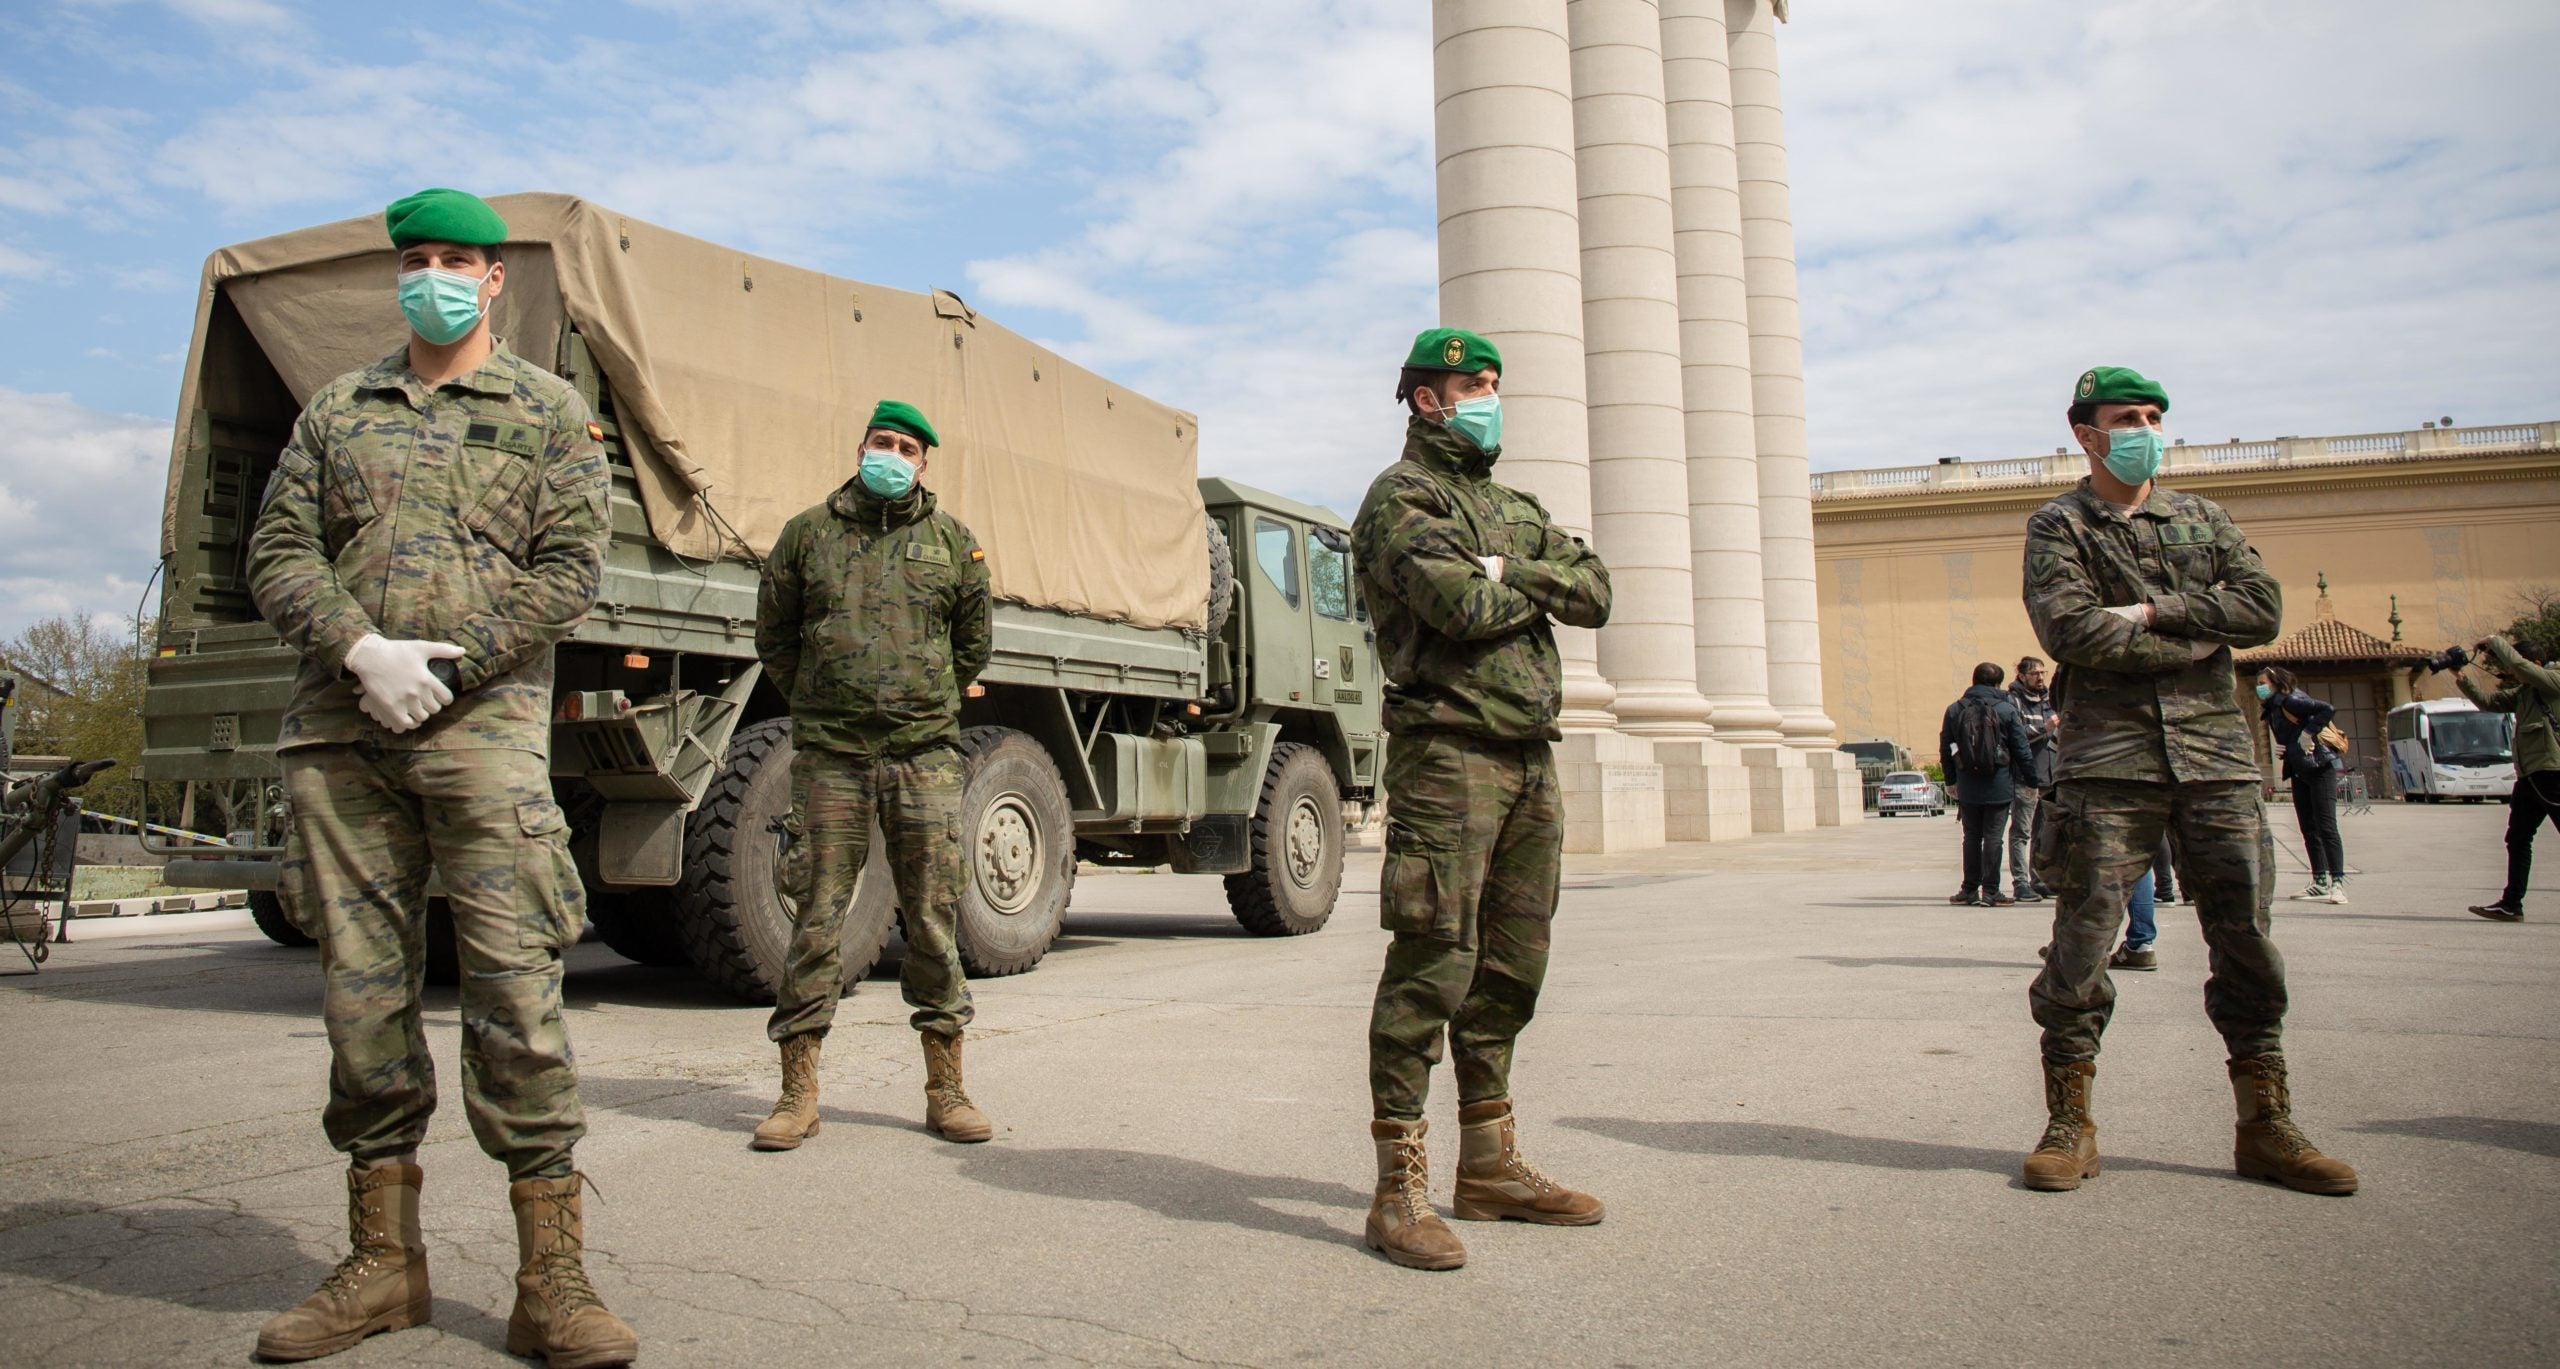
[2,797,2552,1367]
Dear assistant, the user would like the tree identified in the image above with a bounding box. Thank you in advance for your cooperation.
[2,614,151,823]
[2500,583,2560,658]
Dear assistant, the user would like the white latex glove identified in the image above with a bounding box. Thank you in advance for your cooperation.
[2188,638,2220,661]
[2100,603,2153,627]
[345,634,465,734]
[1479,555,1506,582]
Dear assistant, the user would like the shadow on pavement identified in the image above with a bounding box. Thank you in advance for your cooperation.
[1560,1116,2231,1183]
[952,1146,1369,1251]
[575,1073,918,1142]
[0,1198,510,1351]
[2350,1115,2560,1159]
[1804,955,2042,971]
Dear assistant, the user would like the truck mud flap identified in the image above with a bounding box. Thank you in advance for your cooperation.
[1169,814,1250,875]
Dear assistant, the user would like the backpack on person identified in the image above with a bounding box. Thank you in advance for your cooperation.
[1957,697,2003,778]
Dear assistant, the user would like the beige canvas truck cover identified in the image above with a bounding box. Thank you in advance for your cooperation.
[163,192,1208,632]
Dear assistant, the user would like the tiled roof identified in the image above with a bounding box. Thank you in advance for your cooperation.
[2235,589,2429,665]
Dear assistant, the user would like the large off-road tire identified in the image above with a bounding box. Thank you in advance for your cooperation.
[953,726,1075,976]
[589,889,691,967]
[1205,518,1237,639]
[674,718,897,1004]
[1224,742,1343,936]
[246,889,315,948]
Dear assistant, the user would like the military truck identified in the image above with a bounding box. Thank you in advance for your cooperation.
[140,194,1381,1001]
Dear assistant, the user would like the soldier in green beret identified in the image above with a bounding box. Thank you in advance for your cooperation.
[751,397,997,1151]
[1348,327,1612,1271]
[2018,365,2358,1197]
[247,188,635,1364]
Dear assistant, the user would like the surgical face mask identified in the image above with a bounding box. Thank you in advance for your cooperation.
[2099,424,2167,486]
[859,446,918,499]
[397,265,493,346]
[1445,394,1503,454]
[2254,683,2274,700]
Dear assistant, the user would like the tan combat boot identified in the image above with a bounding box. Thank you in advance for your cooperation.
[1365,1118,1466,1270]
[2230,1054,2359,1195]
[752,1032,823,1151]
[254,1162,431,1362]
[922,1031,994,1142]
[1451,1100,1605,1225]
[505,1174,638,1369]
[2022,1059,2101,1191]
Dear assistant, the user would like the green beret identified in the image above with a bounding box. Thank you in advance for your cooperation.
[384,188,509,249]
[1398,327,1502,399]
[867,399,939,449]
[2072,365,2170,414]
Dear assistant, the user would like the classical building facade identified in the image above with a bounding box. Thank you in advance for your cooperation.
[1432,0,1860,852]
[1811,422,2560,780]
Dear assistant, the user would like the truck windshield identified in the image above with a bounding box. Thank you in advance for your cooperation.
[2429,712,2514,767]
[1841,742,1895,763]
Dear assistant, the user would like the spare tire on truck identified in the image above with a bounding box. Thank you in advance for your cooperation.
[1205,517,1236,639]
[951,726,1075,976]
[674,718,898,1004]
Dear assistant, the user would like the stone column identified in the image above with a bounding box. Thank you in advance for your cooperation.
[1727,0,1838,747]
[1661,0,1783,742]
[1434,0,1616,732]
[1566,0,1715,740]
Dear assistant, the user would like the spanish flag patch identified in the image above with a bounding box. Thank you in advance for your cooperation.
[586,421,605,442]
[969,547,985,562]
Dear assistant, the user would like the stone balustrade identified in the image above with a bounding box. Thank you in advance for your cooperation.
[1809,421,2560,499]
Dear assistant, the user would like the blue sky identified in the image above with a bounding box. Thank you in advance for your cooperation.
[2,0,2556,637]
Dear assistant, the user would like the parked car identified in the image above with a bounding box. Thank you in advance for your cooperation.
[1875,771,1944,818]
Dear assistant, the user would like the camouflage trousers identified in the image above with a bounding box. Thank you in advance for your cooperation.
[766,743,974,1043]
[2030,778,2285,1063]
[1369,732,1561,1121]
[279,743,586,1181]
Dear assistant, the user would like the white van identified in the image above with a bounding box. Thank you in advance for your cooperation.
[2385,699,2515,802]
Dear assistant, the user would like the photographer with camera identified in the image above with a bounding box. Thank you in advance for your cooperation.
[2254,666,2348,904]
[2440,636,2560,921]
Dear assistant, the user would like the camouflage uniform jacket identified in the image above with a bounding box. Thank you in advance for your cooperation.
[1351,417,1612,742]
[2022,478,2281,784]
[2457,636,2560,776]
[757,481,992,758]
[247,345,610,754]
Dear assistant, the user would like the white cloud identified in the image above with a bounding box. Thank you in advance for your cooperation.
[0,388,170,638]
[1782,0,2560,469]
[0,243,59,280]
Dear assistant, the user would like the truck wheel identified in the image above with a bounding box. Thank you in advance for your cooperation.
[1206,517,1236,639]
[675,718,897,1004]
[246,890,315,948]
[590,889,692,967]
[953,726,1075,976]
[1224,742,1342,937]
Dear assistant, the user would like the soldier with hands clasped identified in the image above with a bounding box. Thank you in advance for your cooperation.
[246,189,634,1366]
[751,400,997,1151]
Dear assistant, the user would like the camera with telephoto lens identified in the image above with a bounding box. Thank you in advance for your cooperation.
[2420,643,2471,673]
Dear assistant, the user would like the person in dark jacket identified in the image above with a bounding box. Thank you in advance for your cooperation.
[2256,666,2348,904]
[2007,657,2061,900]
[1941,662,2037,906]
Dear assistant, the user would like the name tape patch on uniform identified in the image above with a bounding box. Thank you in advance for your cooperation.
[465,420,542,458]
[2161,522,2212,547]
[906,542,952,566]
